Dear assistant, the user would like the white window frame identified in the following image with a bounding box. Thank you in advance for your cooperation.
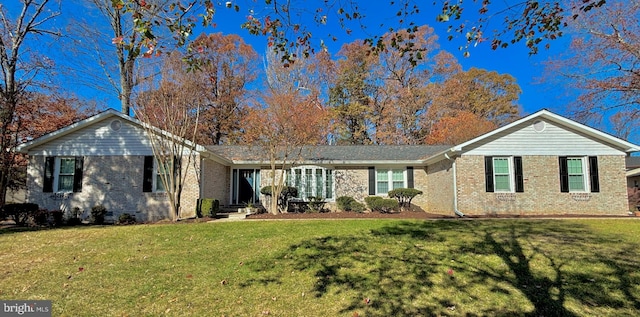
[53,157,76,193]
[375,168,407,195]
[287,166,335,201]
[153,159,172,193]
[566,156,588,192]
[492,157,513,193]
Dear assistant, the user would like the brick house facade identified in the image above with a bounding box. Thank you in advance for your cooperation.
[17,109,639,221]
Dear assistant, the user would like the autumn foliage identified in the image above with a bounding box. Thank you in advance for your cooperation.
[426,111,497,145]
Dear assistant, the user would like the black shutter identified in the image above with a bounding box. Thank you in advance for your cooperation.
[484,156,494,192]
[407,166,414,188]
[73,157,84,192]
[143,156,154,192]
[559,156,569,193]
[514,156,524,193]
[43,156,54,192]
[589,156,600,193]
[368,167,375,195]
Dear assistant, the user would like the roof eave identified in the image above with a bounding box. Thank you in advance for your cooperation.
[228,159,427,166]
[17,109,128,153]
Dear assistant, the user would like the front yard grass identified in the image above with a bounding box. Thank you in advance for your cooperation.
[1,219,639,316]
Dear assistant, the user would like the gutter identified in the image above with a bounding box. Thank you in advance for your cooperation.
[444,153,465,217]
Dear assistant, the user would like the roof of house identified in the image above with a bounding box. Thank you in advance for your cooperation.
[424,109,640,164]
[206,145,452,164]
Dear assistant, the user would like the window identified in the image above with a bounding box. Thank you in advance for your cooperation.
[43,156,83,193]
[484,156,524,193]
[143,156,177,193]
[559,156,599,193]
[375,169,406,195]
[155,160,172,192]
[286,166,334,200]
[567,158,585,191]
[493,158,511,191]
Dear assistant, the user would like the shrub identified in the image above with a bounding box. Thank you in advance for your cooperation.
[91,205,108,225]
[261,186,298,211]
[196,198,219,217]
[388,188,423,209]
[3,203,39,226]
[50,210,64,226]
[307,196,326,213]
[118,213,137,225]
[365,196,399,213]
[33,209,50,226]
[336,196,365,213]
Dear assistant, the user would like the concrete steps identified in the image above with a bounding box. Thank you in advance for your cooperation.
[215,211,248,221]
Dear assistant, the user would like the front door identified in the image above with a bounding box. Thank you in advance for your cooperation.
[232,169,260,205]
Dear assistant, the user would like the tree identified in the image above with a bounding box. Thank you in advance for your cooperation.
[372,26,460,144]
[242,51,329,214]
[0,0,60,207]
[329,26,461,145]
[428,67,521,127]
[328,41,376,145]
[188,33,259,145]
[80,0,177,116]
[546,0,640,140]
[426,110,497,145]
[114,0,608,64]
[436,0,607,55]
[134,52,203,221]
[13,93,95,193]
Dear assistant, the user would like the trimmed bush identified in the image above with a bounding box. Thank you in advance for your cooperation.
[336,196,365,213]
[388,188,423,209]
[365,196,399,213]
[91,205,108,225]
[50,210,64,226]
[261,186,298,211]
[196,198,219,217]
[307,196,326,213]
[3,203,39,226]
[118,213,137,225]
[33,209,53,226]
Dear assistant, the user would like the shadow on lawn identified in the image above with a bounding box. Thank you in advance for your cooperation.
[243,220,640,316]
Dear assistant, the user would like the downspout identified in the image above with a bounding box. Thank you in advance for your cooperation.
[444,153,465,217]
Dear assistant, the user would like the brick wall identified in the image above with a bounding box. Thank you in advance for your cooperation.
[425,160,454,214]
[201,159,230,206]
[455,155,629,216]
[26,155,202,222]
[334,167,368,202]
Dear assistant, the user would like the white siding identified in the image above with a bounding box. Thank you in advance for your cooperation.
[463,119,626,156]
[26,118,154,156]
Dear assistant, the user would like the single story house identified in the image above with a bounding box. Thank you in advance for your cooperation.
[626,156,640,211]
[17,109,640,221]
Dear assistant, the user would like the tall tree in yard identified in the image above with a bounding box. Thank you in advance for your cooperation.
[243,52,329,214]
[135,52,204,221]
[425,110,497,145]
[546,0,640,140]
[373,26,460,144]
[83,0,175,116]
[12,93,95,191]
[0,0,60,207]
[188,33,259,145]
[329,41,376,145]
[428,68,521,128]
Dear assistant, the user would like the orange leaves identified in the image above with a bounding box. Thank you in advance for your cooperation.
[426,111,497,145]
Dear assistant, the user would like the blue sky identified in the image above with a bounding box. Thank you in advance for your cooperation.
[9,1,576,123]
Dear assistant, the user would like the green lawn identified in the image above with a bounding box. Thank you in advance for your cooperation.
[1,219,640,316]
